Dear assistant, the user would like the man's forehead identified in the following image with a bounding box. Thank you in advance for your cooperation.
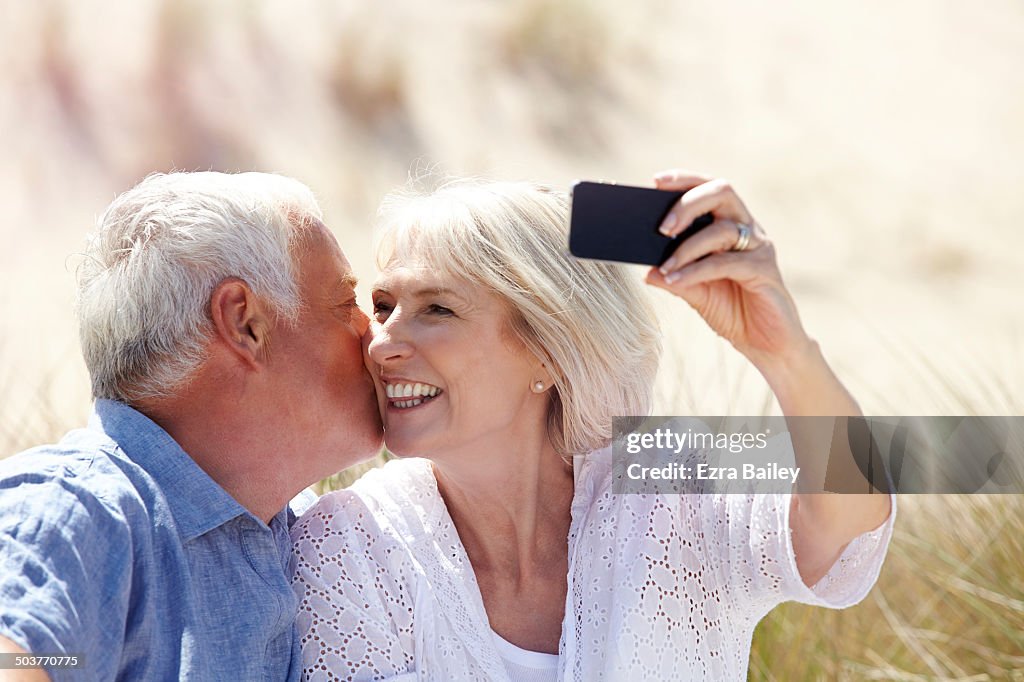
[294,219,359,292]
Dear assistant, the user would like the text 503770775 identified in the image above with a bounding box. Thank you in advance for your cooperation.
[0,653,85,669]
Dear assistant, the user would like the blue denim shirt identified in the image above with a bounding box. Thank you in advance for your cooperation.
[0,399,309,681]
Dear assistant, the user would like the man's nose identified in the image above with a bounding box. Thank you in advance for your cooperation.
[354,307,371,336]
[357,309,374,356]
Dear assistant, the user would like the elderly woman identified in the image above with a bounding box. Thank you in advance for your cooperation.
[290,170,895,681]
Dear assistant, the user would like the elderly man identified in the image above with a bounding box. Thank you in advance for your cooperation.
[0,172,383,680]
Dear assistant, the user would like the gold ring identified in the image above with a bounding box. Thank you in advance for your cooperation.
[732,223,752,252]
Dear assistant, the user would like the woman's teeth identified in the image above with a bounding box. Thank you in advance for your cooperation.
[386,382,441,399]
[386,382,441,409]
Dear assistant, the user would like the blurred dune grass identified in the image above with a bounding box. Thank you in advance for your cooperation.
[1,0,1022,679]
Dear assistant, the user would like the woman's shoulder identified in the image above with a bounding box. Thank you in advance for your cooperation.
[291,457,441,546]
[289,461,437,642]
[350,456,436,498]
[574,446,614,492]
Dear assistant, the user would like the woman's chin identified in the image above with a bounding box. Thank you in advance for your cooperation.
[382,437,427,459]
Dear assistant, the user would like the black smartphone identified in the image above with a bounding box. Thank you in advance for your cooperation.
[568,180,714,266]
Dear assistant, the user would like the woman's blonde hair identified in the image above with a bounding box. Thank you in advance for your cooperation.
[375,177,661,456]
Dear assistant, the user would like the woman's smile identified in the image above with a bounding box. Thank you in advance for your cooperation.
[383,379,444,410]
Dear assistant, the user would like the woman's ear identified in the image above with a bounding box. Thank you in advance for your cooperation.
[209,278,270,369]
[530,363,555,393]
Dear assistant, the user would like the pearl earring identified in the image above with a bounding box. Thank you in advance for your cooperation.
[533,381,544,392]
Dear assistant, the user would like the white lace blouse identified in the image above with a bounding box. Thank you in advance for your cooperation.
[290,448,895,681]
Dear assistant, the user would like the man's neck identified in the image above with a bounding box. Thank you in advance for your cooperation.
[136,393,300,524]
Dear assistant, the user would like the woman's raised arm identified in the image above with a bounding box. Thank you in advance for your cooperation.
[644,168,892,586]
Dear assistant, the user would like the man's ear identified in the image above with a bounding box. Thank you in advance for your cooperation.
[209,278,270,368]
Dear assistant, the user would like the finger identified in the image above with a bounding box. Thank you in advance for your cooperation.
[652,169,713,191]
[659,178,753,238]
[645,266,675,292]
[645,266,682,293]
[658,219,745,275]
[663,251,760,288]
[645,267,709,309]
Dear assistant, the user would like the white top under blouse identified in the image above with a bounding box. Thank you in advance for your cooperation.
[491,630,558,682]
[290,447,895,681]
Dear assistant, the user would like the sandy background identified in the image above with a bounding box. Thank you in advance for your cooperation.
[0,0,1022,676]
[1,0,1020,437]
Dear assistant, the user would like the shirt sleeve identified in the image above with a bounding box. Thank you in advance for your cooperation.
[717,491,896,619]
[0,469,133,681]
[289,491,417,682]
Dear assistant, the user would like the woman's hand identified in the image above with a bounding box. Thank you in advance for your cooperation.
[644,169,813,374]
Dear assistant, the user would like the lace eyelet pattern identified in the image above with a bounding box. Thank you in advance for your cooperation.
[291,449,895,681]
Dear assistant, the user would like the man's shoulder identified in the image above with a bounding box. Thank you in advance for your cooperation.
[1,430,168,679]
[0,427,151,525]
[4,426,115,474]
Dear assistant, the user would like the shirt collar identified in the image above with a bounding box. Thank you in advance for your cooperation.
[88,398,255,542]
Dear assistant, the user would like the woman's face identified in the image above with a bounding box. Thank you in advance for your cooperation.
[367,263,548,460]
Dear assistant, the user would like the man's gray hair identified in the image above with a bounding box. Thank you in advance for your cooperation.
[77,171,322,403]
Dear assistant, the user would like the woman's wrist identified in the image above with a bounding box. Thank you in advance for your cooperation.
[750,333,819,389]
[755,338,861,417]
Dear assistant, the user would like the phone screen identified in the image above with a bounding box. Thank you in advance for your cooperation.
[568,181,713,266]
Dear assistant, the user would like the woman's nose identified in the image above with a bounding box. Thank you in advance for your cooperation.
[367,317,413,364]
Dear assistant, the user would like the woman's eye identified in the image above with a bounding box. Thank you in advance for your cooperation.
[373,301,393,318]
[427,304,453,316]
